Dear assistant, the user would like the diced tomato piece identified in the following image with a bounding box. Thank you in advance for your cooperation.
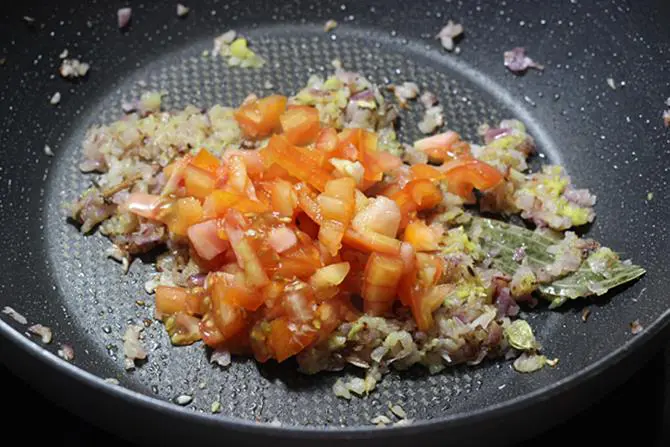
[410,284,453,331]
[212,272,265,311]
[183,164,216,199]
[440,159,504,203]
[268,179,298,217]
[191,148,221,173]
[266,136,333,191]
[404,220,439,251]
[187,219,229,260]
[280,105,321,146]
[407,179,443,209]
[223,210,270,288]
[410,164,446,181]
[266,317,317,362]
[222,149,264,177]
[202,190,268,219]
[315,128,338,153]
[362,252,404,315]
[162,197,203,236]
[413,131,471,163]
[351,196,401,238]
[342,228,402,255]
[234,94,287,139]
[200,313,225,347]
[268,226,298,253]
[124,193,168,220]
[317,177,356,256]
[155,286,189,316]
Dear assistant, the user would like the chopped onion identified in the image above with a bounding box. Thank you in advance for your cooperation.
[267,226,298,253]
[503,47,544,74]
[117,7,132,29]
[58,344,75,361]
[177,4,190,17]
[2,306,27,325]
[324,19,338,32]
[436,20,464,51]
[123,324,147,369]
[28,324,52,344]
[210,349,232,367]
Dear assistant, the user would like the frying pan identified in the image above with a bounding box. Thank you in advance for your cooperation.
[1,0,669,445]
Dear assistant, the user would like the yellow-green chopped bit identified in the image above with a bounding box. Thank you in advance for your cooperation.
[513,353,546,373]
[647,192,653,201]
[211,400,222,413]
[504,320,538,351]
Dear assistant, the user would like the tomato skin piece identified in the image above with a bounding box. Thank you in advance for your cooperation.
[155,286,189,316]
[280,105,321,146]
[234,95,287,139]
[124,193,167,220]
[440,159,504,203]
[410,284,454,331]
[410,164,446,181]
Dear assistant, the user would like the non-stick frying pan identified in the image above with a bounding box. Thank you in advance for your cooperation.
[1,0,669,445]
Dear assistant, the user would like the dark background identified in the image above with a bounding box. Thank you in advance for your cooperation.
[4,347,669,445]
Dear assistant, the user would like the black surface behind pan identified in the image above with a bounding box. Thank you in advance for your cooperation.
[1,0,669,445]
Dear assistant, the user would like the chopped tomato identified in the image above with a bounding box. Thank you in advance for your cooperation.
[202,190,268,219]
[410,164,446,181]
[440,159,504,203]
[183,164,216,199]
[191,148,221,173]
[268,179,298,217]
[317,177,356,256]
[404,220,439,251]
[223,209,270,288]
[211,294,247,340]
[267,226,298,253]
[265,135,333,191]
[413,131,471,163]
[222,149,264,177]
[234,94,287,139]
[155,286,189,316]
[342,228,402,256]
[124,193,167,220]
[212,272,264,311]
[315,128,338,152]
[162,197,203,236]
[410,284,454,331]
[266,317,317,362]
[280,105,320,145]
[362,253,404,315]
[187,219,230,260]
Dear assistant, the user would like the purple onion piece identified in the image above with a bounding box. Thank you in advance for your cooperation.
[351,89,374,101]
[117,7,132,29]
[484,127,512,144]
[503,47,544,74]
[187,273,207,287]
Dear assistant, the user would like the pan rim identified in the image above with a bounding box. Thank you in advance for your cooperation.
[2,303,668,438]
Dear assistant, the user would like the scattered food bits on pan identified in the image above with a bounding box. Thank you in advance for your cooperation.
[513,353,547,373]
[28,324,52,343]
[436,20,464,51]
[177,4,190,17]
[394,419,413,426]
[210,401,222,413]
[581,307,591,322]
[213,30,265,68]
[269,418,282,427]
[663,109,670,127]
[58,344,75,361]
[50,92,61,105]
[59,49,69,59]
[324,19,338,32]
[545,357,559,367]
[123,324,147,370]
[117,7,132,29]
[175,394,193,405]
[630,319,643,335]
[0,57,5,65]
[504,47,544,74]
[646,192,654,201]
[23,16,36,24]
[391,81,420,107]
[59,59,90,79]
[2,306,27,325]
[389,403,407,419]
[370,414,392,426]
[104,378,120,385]
[210,349,232,367]
[606,78,616,90]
